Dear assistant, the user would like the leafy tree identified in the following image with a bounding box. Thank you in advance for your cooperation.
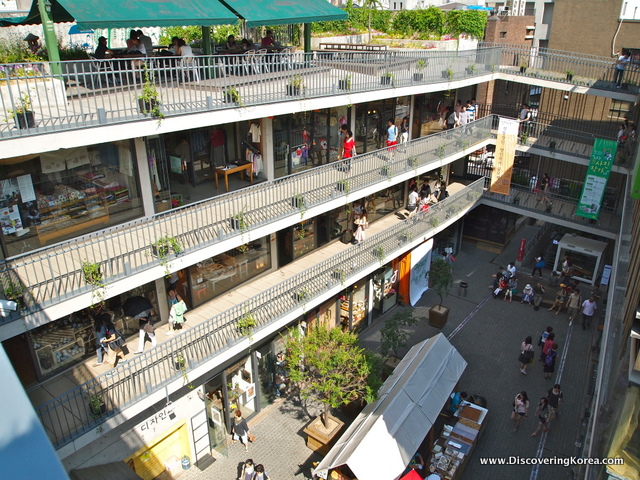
[444,10,488,39]
[380,309,418,359]
[429,257,453,307]
[159,26,204,45]
[286,326,381,428]
[392,7,444,38]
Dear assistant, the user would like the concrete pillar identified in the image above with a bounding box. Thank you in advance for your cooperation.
[262,117,275,181]
[134,137,155,217]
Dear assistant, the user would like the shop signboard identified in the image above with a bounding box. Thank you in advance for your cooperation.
[576,138,617,220]
[489,117,518,195]
[409,239,433,306]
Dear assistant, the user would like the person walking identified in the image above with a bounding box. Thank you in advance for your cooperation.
[519,336,535,374]
[101,315,126,369]
[134,315,157,354]
[386,118,399,151]
[543,343,559,379]
[239,459,255,480]
[505,275,517,303]
[530,397,551,437]
[253,464,270,480]
[232,409,251,452]
[531,256,545,278]
[521,283,534,305]
[614,50,631,89]
[533,281,546,310]
[537,173,552,208]
[400,116,409,144]
[511,391,530,431]
[548,284,567,314]
[168,294,188,334]
[353,209,367,244]
[565,288,582,326]
[581,295,597,330]
[547,384,563,418]
[340,129,356,171]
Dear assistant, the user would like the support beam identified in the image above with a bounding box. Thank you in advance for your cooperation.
[37,0,60,75]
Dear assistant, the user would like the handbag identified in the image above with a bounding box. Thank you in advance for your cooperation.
[143,321,154,334]
[110,330,125,350]
[248,433,256,443]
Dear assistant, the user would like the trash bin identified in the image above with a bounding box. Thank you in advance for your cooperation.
[458,281,468,297]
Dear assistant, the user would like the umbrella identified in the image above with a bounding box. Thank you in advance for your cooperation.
[400,471,423,480]
[122,296,153,319]
[68,25,93,35]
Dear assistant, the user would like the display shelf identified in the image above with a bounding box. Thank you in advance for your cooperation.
[32,324,93,375]
[36,194,109,244]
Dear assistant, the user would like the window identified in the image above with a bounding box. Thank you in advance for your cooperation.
[500,32,507,38]
[609,100,633,121]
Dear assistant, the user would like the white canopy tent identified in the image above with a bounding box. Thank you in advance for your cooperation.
[314,333,467,480]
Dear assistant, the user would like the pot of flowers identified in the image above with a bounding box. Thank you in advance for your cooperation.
[7,94,35,130]
[286,74,304,96]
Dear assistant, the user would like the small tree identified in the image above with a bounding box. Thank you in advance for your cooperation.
[286,326,381,428]
[429,257,453,307]
[380,309,419,359]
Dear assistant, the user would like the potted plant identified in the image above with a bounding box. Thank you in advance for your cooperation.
[137,67,164,120]
[520,131,529,145]
[230,209,248,232]
[338,73,352,91]
[413,59,426,81]
[428,257,453,328]
[336,179,350,194]
[435,144,446,158]
[2,277,25,308]
[6,93,35,129]
[237,306,257,338]
[295,287,310,303]
[566,70,574,81]
[442,67,454,80]
[286,327,381,455]
[373,246,385,265]
[151,235,182,259]
[519,62,527,74]
[224,86,243,106]
[549,140,557,151]
[380,71,394,86]
[82,261,102,286]
[465,63,477,75]
[287,74,304,96]
[292,193,306,218]
[408,156,419,169]
[88,392,106,418]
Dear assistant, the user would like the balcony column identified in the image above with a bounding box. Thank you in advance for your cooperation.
[262,117,275,181]
[409,96,416,140]
[134,137,156,217]
[154,278,169,323]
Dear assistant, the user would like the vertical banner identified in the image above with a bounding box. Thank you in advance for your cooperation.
[576,139,617,219]
[409,239,434,306]
[490,118,519,195]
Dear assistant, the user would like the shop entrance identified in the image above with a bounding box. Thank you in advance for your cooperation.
[203,374,230,457]
[126,422,190,480]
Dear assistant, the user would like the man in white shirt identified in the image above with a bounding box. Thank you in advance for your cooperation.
[519,104,531,135]
[614,51,631,89]
[458,106,469,135]
[507,262,517,278]
[581,296,597,330]
[407,185,419,217]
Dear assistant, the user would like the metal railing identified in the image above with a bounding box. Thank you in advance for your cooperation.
[35,177,486,449]
[1,115,493,315]
[480,42,640,91]
[0,48,501,139]
[1,114,622,318]
[2,42,635,141]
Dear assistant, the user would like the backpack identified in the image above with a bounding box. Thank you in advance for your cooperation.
[340,229,353,244]
[544,351,556,366]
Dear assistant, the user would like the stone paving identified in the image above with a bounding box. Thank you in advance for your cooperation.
[177,227,598,480]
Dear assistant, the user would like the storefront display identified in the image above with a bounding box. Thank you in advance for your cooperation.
[0,141,142,257]
[340,279,369,332]
[188,236,271,307]
[373,267,398,314]
[429,403,488,480]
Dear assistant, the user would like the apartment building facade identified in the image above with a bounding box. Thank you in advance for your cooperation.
[0,34,638,479]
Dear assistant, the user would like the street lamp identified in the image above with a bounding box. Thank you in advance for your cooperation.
[44,0,52,14]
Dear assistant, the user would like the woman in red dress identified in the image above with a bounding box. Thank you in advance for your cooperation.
[341,129,356,171]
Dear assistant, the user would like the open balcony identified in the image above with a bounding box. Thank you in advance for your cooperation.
[0,45,637,144]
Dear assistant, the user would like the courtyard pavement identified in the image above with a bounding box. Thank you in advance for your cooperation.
[179,227,599,480]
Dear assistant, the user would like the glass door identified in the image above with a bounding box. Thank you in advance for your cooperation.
[203,374,229,457]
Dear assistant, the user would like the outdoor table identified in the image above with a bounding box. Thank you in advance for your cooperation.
[214,163,253,192]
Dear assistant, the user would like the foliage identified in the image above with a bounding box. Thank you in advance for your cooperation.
[175,352,194,388]
[392,7,445,38]
[2,276,24,302]
[429,257,453,307]
[0,36,41,65]
[159,26,205,46]
[293,193,306,218]
[380,309,419,359]
[88,392,105,418]
[224,86,243,107]
[373,246,385,265]
[288,74,304,89]
[82,260,105,306]
[137,66,164,120]
[285,326,381,426]
[57,46,90,61]
[444,10,488,39]
[152,235,182,277]
[5,93,32,121]
[237,305,257,338]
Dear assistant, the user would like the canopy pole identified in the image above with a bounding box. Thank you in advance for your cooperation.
[201,26,211,56]
[37,0,61,74]
[303,23,311,53]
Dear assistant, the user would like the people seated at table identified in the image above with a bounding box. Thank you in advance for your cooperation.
[137,30,153,55]
[94,36,114,60]
[127,36,146,56]
[168,37,181,54]
[261,29,275,47]
[226,35,238,50]
[176,39,193,57]
[126,30,139,51]
[241,38,253,51]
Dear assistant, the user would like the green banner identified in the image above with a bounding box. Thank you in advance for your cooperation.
[576,138,617,220]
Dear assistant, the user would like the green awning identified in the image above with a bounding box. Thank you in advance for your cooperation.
[0,0,239,29]
[60,0,238,29]
[220,0,347,27]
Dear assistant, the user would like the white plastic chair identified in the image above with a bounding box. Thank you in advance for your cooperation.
[179,51,200,83]
[256,49,268,74]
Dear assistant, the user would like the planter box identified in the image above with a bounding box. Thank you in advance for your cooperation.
[520,66,527,73]
[89,401,107,418]
[380,76,392,85]
[442,70,452,79]
[286,85,301,96]
[303,415,344,455]
[137,98,158,116]
[230,217,242,230]
[338,79,350,90]
[380,166,390,176]
[566,73,573,81]
[15,111,35,129]
[291,196,305,208]
[336,182,348,193]
[428,305,449,328]
[151,244,169,258]
[174,359,186,371]
[223,93,238,104]
[413,73,424,82]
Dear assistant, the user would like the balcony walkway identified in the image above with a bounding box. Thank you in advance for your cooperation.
[31,180,482,450]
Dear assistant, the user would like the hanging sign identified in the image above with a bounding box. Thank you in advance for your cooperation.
[576,138,617,220]
[490,117,519,195]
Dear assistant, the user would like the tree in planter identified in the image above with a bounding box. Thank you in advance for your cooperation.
[429,257,453,309]
[379,309,418,360]
[285,326,382,428]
